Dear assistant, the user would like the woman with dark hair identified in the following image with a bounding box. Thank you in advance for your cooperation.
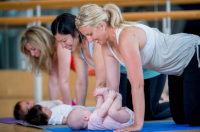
[51,13,138,106]
[51,13,107,106]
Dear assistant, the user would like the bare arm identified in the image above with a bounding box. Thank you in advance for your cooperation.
[96,43,120,118]
[102,44,120,92]
[57,43,72,104]
[115,29,145,132]
[74,48,88,106]
[48,61,59,100]
[93,42,106,88]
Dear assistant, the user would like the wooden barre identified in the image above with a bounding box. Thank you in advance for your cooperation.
[1,0,200,10]
[0,10,200,26]
[123,10,200,21]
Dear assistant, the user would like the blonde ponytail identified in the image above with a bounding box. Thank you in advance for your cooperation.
[76,3,136,29]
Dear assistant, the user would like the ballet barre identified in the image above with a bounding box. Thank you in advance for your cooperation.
[0,10,200,26]
[0,0,200,10]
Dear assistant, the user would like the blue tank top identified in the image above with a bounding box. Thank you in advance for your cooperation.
[79,41,95,69]
[79,41,127,73]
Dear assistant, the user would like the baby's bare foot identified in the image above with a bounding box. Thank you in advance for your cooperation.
[93,87,108,96]
[108,90,117,99]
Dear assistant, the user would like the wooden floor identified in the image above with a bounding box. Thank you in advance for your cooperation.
[0,122,47,132]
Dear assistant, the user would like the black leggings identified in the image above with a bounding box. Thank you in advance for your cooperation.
[127,74,171,120]
[119,73,128,107]
[168,51,200,126]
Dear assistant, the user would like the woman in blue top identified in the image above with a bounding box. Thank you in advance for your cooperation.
[52,13,129,106]
[51,13,105,106]
[52,13,170,119]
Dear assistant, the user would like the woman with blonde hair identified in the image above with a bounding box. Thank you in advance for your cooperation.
[76,3,200,131]
[20,25,76,105]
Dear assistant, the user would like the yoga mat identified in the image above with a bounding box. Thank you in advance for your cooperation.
[44,122,200,132]
[0,117,24,124]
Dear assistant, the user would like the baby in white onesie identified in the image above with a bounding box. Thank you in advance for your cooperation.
[25,104,95,125]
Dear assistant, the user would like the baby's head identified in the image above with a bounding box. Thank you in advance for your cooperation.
[25,105,52,125]
[67,107,92,130]
[13,100,36,120]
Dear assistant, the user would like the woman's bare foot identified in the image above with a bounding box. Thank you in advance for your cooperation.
[161,93,169,101]
[159,93,169,103]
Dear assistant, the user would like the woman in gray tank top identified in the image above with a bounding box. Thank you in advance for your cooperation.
[75,3,200,132]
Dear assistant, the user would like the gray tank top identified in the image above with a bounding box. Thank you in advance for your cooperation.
[115,23,200,75]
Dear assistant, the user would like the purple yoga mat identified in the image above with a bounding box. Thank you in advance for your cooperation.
[0,117,24,124]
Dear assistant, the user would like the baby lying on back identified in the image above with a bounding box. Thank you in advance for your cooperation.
[14,100,64,120]
[25,104,95,125]
[67,88,135,130]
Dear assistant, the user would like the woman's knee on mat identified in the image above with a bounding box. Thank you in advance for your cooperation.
[144,102,171,120]
[185,110,200,126]
[187,116,200,126]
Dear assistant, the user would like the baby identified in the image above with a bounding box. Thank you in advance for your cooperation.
[25,104,96,125]
[14,100,63,120]
[67,88,134,130]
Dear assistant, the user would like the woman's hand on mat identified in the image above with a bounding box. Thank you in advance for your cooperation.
[114,124,142,132]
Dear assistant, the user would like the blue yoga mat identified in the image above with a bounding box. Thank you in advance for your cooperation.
[44,122,200,132]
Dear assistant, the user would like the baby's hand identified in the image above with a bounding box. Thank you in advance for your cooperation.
[93,87,108,97]
[108,90,116,99]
